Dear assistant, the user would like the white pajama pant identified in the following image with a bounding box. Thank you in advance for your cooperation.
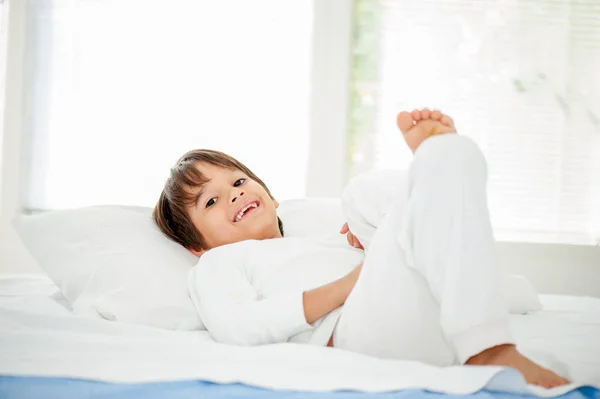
[333,134,515,366]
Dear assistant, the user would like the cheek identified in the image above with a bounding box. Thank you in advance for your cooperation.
[205,210,231,229]
[192,211,228,235]
[197,212,235,246]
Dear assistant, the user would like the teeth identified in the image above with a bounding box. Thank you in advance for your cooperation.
[235,202,258,222]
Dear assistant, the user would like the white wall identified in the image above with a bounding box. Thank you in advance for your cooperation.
[305,0,353,197]
[0,216,42,274]
[0,0,26,220]
[1,0,599,298]
[0,2,41,274]
[497,242,600,297]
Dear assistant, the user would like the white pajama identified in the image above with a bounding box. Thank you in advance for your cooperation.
[189,134,516,365]
[334,134,515,365]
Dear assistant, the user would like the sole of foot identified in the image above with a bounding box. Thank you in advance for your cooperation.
[396,108,456,153]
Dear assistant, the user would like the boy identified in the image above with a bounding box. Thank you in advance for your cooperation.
[154,109,569,388]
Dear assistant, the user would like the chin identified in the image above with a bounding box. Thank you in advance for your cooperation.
[248,220,278,240]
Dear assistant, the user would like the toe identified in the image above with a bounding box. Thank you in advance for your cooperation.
[396,111,415,134]
[420,108,431,119]
[541,371,570,389]
[558,376,571,386]
[431,110,442,121]
[411,109,421,121]
[440,114,455,128]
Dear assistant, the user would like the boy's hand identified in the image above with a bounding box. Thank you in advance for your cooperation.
[340,222,364,250]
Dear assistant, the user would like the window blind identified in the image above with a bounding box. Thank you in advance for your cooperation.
[21,0,313,210]
[348,0,600,245]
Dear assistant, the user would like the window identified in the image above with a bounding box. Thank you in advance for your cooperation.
[21,0,313,210]
[348,0,600,245]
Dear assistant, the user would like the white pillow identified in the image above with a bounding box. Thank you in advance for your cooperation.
[13,206,204,330]
[13,199,541,331]
[11,200,344,330]
[503,274,543,314]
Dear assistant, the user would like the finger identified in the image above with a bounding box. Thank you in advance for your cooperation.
[351,235,364,249]
[346,233,353,247]
[340,222,349,234]
[431,110,442,121]
[420,108,431,119]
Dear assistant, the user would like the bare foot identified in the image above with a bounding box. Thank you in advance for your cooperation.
[396,108,456,153]
[466,344,571,389]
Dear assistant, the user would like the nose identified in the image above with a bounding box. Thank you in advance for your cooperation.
[231,191,245,203]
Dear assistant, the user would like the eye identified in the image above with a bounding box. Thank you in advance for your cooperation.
[206,197,217,208]
[234,178,245,187]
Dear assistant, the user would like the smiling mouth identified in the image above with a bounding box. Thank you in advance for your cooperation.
[234,201,260,222]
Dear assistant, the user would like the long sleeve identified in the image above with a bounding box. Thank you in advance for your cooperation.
[341,169,409,250]
[188,246,312,346]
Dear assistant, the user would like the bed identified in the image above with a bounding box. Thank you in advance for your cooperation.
[1,274,599,399]
[1,201,599,399]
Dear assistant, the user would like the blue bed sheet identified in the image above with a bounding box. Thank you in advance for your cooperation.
[0,376,598,399]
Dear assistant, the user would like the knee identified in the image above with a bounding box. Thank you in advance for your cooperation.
[413,134,487,175]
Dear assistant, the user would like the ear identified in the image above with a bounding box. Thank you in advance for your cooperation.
[187,247,205,257]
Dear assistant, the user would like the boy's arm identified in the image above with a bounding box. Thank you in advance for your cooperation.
[341,169,408,250]
[302,264,361,324]
[189,249,361,346]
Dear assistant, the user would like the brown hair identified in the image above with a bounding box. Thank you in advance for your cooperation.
[153,149,283,251]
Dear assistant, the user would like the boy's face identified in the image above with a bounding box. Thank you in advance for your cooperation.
[186,162,281,255]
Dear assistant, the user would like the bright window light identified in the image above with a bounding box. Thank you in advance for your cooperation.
[22,0,313,210]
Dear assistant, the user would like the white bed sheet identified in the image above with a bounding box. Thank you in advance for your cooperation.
[0,274,598,398]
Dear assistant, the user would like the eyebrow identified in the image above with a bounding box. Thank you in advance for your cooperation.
[194,187,205,207]
[194,182,211,207]
[193,167,239,207]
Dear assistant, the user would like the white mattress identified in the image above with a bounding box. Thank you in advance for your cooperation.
[0,274,598,397]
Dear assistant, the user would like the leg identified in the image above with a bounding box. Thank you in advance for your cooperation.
[401,129,512,360]
[398,112,569,388]
[334,116,476,367]
[335,110,569,388]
